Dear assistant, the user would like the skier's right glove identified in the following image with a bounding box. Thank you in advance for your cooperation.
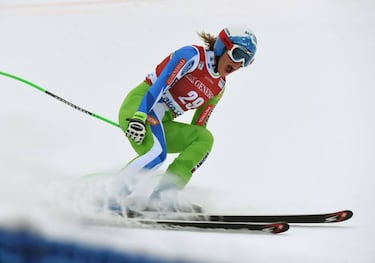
[125,111,147,144]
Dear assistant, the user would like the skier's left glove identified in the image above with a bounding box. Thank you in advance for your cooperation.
[125,111,147,144]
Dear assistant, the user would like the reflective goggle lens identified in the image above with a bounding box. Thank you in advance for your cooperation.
[228,45,253,67]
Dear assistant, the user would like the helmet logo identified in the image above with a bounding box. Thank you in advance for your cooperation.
[251,33,257,45]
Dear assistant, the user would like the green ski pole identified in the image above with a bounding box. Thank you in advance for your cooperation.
[0,71,120,128]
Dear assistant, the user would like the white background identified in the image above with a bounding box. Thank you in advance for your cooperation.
[0,0,374,262]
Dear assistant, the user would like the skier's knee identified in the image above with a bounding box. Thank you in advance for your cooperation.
[197,127,214,148]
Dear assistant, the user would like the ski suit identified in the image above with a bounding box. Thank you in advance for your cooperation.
[119,45,225,189]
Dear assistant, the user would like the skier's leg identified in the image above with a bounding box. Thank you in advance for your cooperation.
[118,81,169,169]
[118,82,168,201]
[144,121,213,212]
[119,82,155,157]
[162,121,214,188]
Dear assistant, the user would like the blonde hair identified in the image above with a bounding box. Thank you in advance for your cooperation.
[197,31,217,51]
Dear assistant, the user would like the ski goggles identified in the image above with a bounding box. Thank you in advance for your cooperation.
[227,44,254,67]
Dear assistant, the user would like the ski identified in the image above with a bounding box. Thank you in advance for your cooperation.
[126,209,353,224]
[130,218,290,234]
[200,209,353,224]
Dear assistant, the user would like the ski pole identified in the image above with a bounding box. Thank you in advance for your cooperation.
[0,71,120,128]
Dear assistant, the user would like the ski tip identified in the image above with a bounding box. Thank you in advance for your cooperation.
[325,210,353,223]
[264,222,290,234]
[337,210,353,222]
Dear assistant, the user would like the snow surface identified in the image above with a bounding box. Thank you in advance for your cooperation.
[1,0,375,262]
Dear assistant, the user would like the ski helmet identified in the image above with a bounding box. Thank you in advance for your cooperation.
[214,26,257,66]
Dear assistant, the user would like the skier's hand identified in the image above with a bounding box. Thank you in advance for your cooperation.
[125,111,147,144]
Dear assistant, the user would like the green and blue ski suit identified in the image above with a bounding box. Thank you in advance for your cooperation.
[119,45,225,189]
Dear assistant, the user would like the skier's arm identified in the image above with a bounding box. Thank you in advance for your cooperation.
[137,46,199,114]
[191,88,225,127]
[125,46,198,145]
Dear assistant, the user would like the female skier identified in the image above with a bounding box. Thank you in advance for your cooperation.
[118,26,257,212]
